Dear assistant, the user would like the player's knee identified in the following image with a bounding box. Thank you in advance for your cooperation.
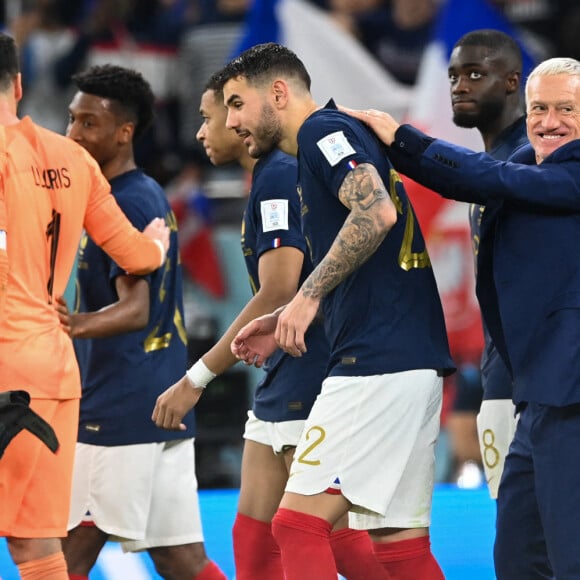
[7,537,61,565]
[149,543,209,579]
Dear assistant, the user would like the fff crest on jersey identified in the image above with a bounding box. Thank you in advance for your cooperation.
[261,199,289,232]
[317,131,356,167]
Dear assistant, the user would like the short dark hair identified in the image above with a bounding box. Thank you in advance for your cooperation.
[0,33,19,92]
[453,29,523,74]
[203,68,227,102]
[221,43,311,91]
[71,64,155,140]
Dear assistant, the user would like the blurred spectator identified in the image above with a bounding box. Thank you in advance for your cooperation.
[158,0,250,297]
[9,0,80,133]
[490,0,580,61]
[192,0,249,25]
[356,0,440,86]
[52,0,194,184]
[166,0,249,249]
[308,0,382,34]
[311,0,440,86]
[176,0,249,171]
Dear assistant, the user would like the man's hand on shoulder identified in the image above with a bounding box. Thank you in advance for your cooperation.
[338,106,400,146]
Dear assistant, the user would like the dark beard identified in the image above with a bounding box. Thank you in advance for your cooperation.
[453,111,479,128]
[453,98,504,130]
[250,103,283,158]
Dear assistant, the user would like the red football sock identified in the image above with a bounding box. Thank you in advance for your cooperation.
[232,512,283,580]
[193,560,227,580]
[271,507,336,580]
[373,536,444,580]
[68,576,88,580]
[330,527,391,579]
[18,552,68,579]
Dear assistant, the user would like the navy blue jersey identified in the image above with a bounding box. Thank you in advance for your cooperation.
[74,169,193,445]
[242,149,329,421]
[296,101,454,377]
[469,117,528,400]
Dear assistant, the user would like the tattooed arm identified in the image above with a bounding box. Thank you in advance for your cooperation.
[275,163,398,356]
[302,163,397,299]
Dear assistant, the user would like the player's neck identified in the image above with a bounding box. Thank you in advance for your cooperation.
[0,100,19,126]
[480,109,524,152]
[282,98,319,157]
[238,151,258,173]
[102,156,137,181]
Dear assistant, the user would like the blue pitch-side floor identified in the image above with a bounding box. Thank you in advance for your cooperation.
[0,485,496,579]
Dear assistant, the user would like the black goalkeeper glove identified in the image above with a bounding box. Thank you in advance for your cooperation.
[0,390,59,459]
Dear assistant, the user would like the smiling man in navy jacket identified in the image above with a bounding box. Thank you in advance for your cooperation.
[344,56,580,580]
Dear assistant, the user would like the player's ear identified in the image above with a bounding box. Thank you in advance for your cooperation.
[13,72,22,103]
[119,121,135,144]
[505,71,521,95]
[272,79,289,109]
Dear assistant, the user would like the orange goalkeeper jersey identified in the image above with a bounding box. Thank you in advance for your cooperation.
[0,117,164,399]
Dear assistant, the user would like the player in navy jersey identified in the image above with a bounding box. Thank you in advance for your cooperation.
[55,65,226,580]
[447,29,528,497]
[342,55,580,580]
[224,43,455,580]
[152,72,388,580]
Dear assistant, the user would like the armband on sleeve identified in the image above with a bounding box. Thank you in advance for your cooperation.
[0,391,59,458]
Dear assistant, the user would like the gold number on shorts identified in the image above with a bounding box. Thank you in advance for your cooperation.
[297,426,326,466]
[482,428,500,469]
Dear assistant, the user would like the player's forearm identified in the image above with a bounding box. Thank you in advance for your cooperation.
[100,228,164,275]
[299,163,397,300]
[85,195,165,275]
[300,211,389,300]
[70,303,148,339]
[200,290,290,376]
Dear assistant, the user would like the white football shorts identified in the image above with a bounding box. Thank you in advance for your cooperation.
[476,398,518,499]
[243,410,306,454]
[285,369,442,530]
[68,439,204,552]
